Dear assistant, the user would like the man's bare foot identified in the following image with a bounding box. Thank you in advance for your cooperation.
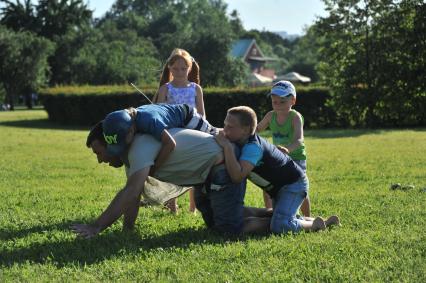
[325,215,340,227]
[311,217,326,232]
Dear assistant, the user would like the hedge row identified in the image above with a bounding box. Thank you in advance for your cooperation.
[39,85,335,128]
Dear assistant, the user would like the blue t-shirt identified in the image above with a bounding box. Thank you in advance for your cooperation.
[240,143,263,166]
[239,134,304,197]
[135,104,188,140]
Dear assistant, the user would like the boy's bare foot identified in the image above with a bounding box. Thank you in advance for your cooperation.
[311,217,326,232]
[325,215,341,227]
[164,198,179,214]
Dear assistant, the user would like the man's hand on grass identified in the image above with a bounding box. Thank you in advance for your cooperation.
[71,223,101,239]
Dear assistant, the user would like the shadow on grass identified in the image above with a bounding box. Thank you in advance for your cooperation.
[0,220,269,267]
[259,129,386,139]
[304,129,384,139]
[304,127,426,139]
[0,118,88,131]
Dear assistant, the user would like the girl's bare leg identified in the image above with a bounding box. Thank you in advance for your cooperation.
[188,188,196,213]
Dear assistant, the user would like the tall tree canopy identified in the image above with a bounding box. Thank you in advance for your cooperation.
[312,0,425,126]
[0,0,92,38]
[100,0,246,86]
[0,0,248,87]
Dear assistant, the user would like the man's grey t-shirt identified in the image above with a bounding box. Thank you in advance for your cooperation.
[125,128,222,185]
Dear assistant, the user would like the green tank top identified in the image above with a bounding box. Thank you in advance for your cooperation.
[270,110,307,161]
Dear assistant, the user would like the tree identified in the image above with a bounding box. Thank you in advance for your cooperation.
[229,9,244,37]
[0,0,37,32]
[0,26,53,110]
[287,26,320,81]
[1,0,93,85]
[1,0,92,39]
[35,0,92,39]
[71,21,161,85]
[99,0,244,86]
[313,0,425,127]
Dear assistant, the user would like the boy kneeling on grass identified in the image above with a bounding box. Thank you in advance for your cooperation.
[215,106,340,234]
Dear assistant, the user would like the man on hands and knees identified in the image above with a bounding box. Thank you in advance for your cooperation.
[71,122,261,238]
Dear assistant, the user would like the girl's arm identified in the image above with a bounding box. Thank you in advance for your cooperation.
[195,84,206,118]
[155,85,168,103]
[286,112,304,153]
[151,129,176,174]
[256,111,273,132]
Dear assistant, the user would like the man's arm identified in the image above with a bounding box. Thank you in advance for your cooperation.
[71,167,149,238]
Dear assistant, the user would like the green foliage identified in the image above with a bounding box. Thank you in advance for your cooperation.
[0,0,94,86]
[38,85,334,128]
[39,85,155,125]
[0,0,92,39]
[218,57,251,88]
[96,0,241,87]
[76,23,161,85]
[0,0,36,32]
[1,110,425,281]
[0,0,245,87]
[0,25,54,109]
[35,0,92,39]
[313,0,426,127]
[287,27,320,82]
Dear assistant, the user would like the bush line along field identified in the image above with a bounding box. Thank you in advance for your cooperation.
[0,110,425,282]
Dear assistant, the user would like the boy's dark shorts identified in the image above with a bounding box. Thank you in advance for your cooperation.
[194,165,246,235]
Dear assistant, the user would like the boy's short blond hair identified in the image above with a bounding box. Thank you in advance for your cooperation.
[227,106,257,134]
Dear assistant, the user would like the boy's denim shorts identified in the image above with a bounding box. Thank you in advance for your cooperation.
[271,175,309,234]
[194,164,246,235]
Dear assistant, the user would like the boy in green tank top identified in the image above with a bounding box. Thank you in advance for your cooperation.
[257,81,311,217]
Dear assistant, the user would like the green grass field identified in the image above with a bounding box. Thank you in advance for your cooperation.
[0,110,425,282]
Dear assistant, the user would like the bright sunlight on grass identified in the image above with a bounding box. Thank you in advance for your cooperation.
[0,110,425,282]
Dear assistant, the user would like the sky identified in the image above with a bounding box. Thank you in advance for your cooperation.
[87,0,328,35]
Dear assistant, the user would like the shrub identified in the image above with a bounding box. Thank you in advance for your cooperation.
[39,85,334,128]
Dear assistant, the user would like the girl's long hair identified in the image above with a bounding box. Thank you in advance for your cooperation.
[158,48,200,87]
[153,48,200,103]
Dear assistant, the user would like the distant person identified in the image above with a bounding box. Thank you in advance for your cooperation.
[154,48,206,212]
[257,81,311,217]
[1,103,10,111]
[215,106,339,234]
[32,92,38,105]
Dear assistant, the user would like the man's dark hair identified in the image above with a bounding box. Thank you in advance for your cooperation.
[86,121,106,148]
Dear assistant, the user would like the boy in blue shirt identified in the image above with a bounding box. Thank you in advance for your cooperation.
[102,103,216,174]
[215,106,339,234]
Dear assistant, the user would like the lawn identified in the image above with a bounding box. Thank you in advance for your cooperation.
[0,110,425,282]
